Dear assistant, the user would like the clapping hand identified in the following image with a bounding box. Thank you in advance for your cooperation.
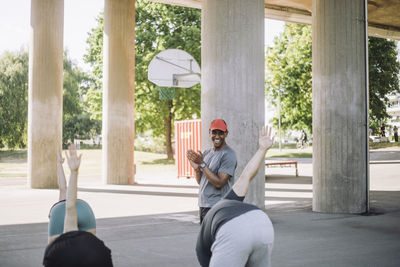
[186,149,204,170]
[186,149,203,164]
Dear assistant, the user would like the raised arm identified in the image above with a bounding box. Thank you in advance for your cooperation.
[57,150,67,201]
[63,144,82,233]
[232,125,274,197]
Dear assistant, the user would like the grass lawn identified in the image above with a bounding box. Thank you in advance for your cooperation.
[0,147,312,179]
[0,149,176,179]
[0,150,27,177]
[3,142,397,178]
[266,142,400,158]
[266,147,312,158]
[369,142,400,149]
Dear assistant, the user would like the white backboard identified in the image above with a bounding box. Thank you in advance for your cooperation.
[148,49,201,88]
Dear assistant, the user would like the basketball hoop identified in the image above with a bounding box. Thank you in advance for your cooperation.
[148,49,201,88]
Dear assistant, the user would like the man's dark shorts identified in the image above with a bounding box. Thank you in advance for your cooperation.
[200,207,211,224]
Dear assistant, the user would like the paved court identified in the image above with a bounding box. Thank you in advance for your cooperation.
[0,149,399,266]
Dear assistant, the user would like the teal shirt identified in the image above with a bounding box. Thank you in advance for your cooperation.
[48,199,96,237]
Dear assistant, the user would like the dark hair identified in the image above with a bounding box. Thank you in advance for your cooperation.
[43,231,113,267]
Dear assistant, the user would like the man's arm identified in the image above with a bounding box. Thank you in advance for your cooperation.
[232,125,274,197]
[194,167,202,184]
[63,144,82,233]
[187,150,232,189]
[190,158,202,184]
[187,150,202,184]
[57,150,67,201]
[200,168,231,189]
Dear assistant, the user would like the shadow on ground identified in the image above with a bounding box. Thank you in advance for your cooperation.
[79,187,198,198]
[1,190,399,267]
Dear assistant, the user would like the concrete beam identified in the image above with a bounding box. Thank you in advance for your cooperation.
[201,0,265,208]
[368,24,400,41]
[147,0,201,9]
[264,4,312,25]
[312,0,368,213]
[103,0,135,185]
[28,0,64,188]
[263,4,400,41]
[148,0,400,41]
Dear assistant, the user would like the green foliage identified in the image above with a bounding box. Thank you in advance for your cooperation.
[0,50,29,149]
[134,133,166,154]
[63,113,101,147]
[0,49,100,149]
[266,24,400,135]
[134,1,202,158]
[62,53,101,148]
[84,1,201,156]
[83,13,104,121]
[368,37,400,131]
[63,54,84,119]
[265,23,312,133]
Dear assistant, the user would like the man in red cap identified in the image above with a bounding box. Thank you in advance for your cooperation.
[187,119,237,223]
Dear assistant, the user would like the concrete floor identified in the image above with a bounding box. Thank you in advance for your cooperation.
[0,149,399,267]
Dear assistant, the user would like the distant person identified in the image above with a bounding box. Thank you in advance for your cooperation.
[381,125,386,137]
[300,130,308,146]
[43,145,113,267]
[196,125,275,267]
[187,119,237,223]
[394,126,398,142]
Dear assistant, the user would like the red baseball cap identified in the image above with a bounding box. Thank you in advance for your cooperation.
[210,119,227,132]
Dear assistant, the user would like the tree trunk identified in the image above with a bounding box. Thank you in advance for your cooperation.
[165,100,174,160]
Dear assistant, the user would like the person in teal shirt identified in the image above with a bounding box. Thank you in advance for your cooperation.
[44,145,112,267]
[47,145,96,243]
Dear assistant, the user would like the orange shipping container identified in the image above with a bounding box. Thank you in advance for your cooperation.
[175,119,201,178]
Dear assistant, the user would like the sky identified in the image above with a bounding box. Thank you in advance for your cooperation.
[0,0,284,71]
[0,0,105,70]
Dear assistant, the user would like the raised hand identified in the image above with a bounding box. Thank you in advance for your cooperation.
[259,125,275,150]
[57,149,65,165]
[65,144,82,172]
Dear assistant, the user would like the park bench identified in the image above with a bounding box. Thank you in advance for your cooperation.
[265,161,299,177]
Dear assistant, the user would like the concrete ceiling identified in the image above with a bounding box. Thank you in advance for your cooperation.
[147,0,400,41]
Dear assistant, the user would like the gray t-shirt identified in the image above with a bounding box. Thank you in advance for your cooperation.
[198,145,237,208]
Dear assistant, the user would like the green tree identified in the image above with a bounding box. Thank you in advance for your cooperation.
[62,53,100,147]
[0,50,29,149]
[368,37,400,132]
[266,23,400,135]
[84,1,201,159]
[0,49,99,149]
[84,14,104,121]
[265,23,312,134]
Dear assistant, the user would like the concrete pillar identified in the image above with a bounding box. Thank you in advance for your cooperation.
[312,0,369,213]
[103,0,135,184]
[28,0,64,188]
[201,0,265,208]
